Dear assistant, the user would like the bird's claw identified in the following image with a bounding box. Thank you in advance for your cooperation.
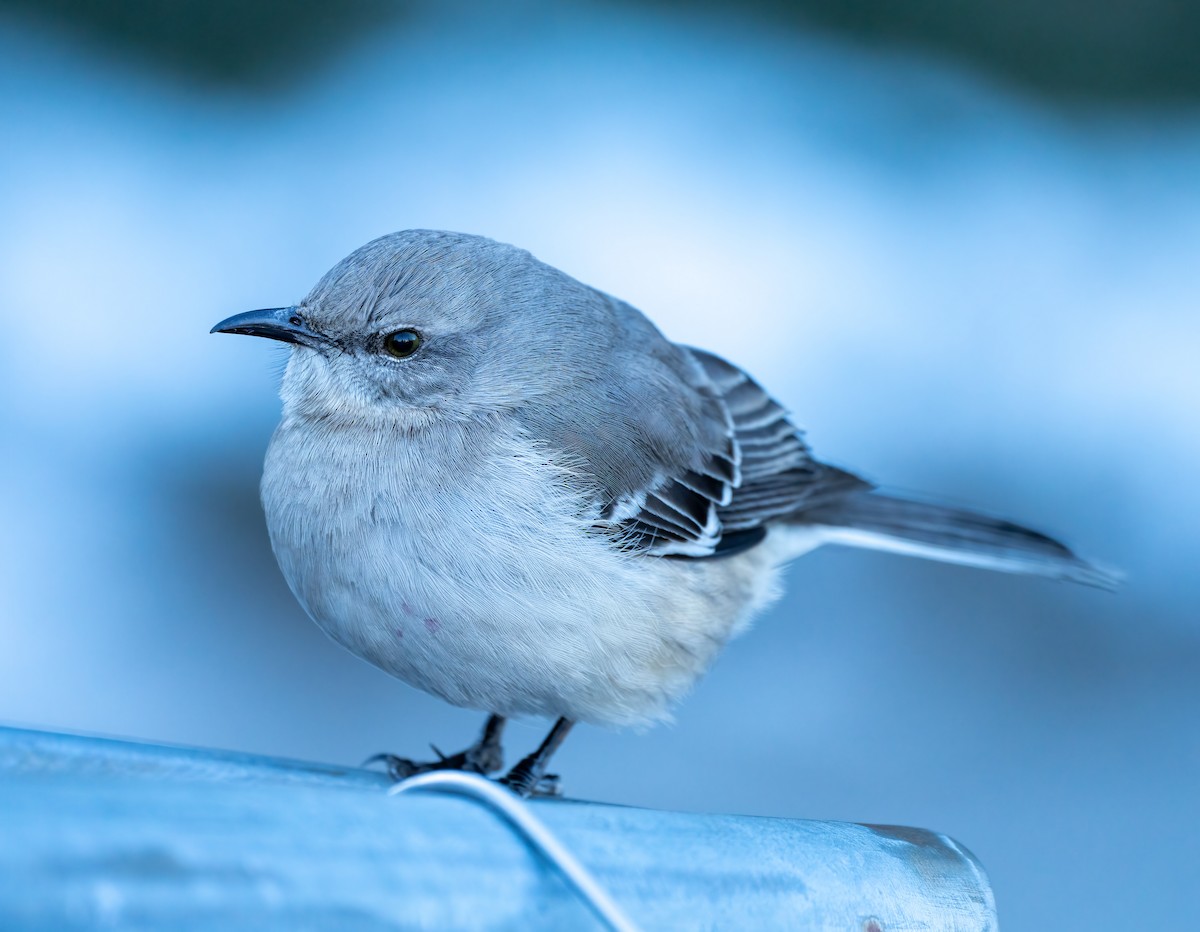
[533,773,563,798]
[364,732,505,781]
[499,766,563,799]
[362,752,425,781]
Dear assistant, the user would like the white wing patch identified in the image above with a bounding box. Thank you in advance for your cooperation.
[610,455,736,556]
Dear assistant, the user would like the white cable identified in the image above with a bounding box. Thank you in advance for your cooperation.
[388,770,639,932]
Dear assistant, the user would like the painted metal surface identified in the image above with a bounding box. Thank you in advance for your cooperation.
[0,725,996,930]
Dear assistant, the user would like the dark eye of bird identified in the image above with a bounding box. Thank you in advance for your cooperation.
[383,329,422,359]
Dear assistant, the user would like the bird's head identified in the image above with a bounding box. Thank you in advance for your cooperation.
[212,230,621,427]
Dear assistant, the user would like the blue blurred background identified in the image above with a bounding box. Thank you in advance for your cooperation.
[1,1,1197,927]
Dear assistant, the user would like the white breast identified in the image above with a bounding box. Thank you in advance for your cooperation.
[262,416,788,726]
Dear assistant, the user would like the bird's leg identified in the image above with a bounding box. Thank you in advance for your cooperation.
[500,717,574,798]
[366,713,506,780]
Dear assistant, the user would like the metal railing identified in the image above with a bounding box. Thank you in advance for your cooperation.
[0,725,997,930]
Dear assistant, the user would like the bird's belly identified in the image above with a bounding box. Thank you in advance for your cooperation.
[262,423,782,726]
[270,510,722,726]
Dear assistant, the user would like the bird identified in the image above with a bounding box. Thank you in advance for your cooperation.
[212,229,1115,796]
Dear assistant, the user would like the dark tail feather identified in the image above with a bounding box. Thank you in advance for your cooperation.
[798,492,1120,589]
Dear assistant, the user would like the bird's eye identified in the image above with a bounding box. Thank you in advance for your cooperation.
[383,329,422,359]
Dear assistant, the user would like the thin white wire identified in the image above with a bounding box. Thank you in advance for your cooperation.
[388,770,639,932]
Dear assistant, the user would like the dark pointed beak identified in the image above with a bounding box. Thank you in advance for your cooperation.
[210,307,325,346]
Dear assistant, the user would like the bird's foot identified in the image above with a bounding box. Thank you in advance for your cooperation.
[498,717,573,798]
[499,762,563,799]
[364,747,493,781]
[365,718,505,781]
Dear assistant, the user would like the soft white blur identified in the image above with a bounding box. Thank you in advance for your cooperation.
[1,4,1197,928]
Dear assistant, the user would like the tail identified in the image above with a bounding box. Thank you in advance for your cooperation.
[798,492,1120,589]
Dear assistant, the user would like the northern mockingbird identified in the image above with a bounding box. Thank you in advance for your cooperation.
[213,230,1113,795]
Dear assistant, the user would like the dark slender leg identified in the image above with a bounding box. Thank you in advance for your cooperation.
[366,713,506,781]
[500,717,574,798]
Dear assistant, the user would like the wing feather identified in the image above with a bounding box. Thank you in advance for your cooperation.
[606,347,868,557]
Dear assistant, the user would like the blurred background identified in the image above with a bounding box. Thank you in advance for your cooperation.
[1,0,1197,927]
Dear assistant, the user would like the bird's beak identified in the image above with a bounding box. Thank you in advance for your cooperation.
[210,306,325,346]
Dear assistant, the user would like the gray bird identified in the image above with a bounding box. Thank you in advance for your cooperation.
[212,230,1114,795]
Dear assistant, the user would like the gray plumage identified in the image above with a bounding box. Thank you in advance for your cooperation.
[219,230,1115,730]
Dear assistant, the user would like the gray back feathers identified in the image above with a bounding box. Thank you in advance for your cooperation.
[289,229,1112,581]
